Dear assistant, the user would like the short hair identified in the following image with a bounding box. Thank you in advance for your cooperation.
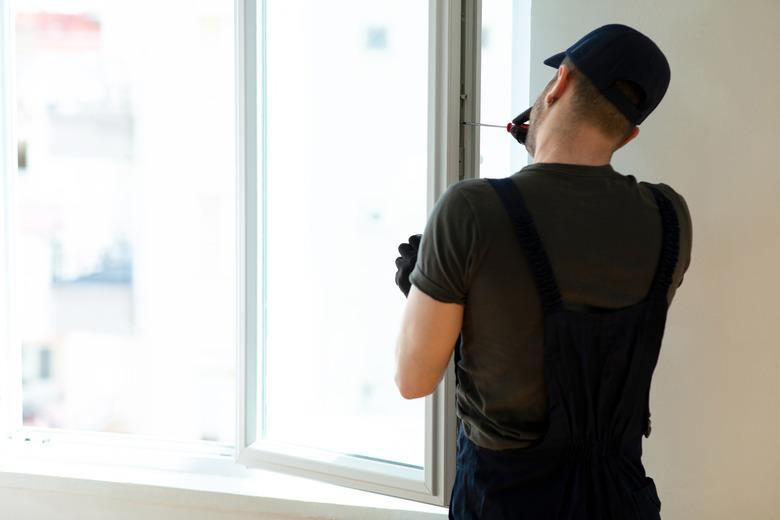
[562,56,643,144]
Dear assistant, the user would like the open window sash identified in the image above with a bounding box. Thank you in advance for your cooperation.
[235,0,480,506]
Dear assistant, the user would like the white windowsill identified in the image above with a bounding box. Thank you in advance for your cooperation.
[0,442,448,519]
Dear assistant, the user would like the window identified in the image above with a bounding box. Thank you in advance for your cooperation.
[4,1,236,442]
[0,0,531,508]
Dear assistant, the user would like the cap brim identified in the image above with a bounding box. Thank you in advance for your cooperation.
[543,51,566,68]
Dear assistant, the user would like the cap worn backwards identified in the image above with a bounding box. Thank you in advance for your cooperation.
[543,24,670,126]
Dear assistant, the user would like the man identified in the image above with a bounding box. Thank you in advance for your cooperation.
[393,24,692,519]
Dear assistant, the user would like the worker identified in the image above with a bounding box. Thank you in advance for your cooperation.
[393,24,692,519]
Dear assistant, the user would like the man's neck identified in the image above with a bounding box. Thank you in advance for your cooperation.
[532,142,613,166]
[531,122,616,166]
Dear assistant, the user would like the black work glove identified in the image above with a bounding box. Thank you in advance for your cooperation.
[394,234,422,298]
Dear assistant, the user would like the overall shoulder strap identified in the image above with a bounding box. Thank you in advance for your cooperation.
[639,183,682,438]
[642,183,681,303]
[487,177,562,315]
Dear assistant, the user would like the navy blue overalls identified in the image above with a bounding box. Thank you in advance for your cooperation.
[449,177,679,520]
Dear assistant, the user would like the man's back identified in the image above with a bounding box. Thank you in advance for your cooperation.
[409,161,692,451]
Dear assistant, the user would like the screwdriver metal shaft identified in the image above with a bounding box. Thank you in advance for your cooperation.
[461,122,506,128]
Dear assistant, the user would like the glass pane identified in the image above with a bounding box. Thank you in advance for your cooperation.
[262,0,427,468]
[15,1,236,443]
[479,0,531,178]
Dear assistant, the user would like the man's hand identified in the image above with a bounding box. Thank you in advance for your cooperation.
[394,234,422,298]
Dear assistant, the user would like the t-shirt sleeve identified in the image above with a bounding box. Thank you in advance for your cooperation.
[408,183,482,305]
[651,182,693,311]
[657,182,693,288]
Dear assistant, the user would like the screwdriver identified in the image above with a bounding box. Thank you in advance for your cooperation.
[460,106,532,144]
[461,122,513,129]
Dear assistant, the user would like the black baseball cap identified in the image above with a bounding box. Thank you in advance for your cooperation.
[543,24,670,126]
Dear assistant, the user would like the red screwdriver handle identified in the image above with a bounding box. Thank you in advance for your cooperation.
[507,106,532,144]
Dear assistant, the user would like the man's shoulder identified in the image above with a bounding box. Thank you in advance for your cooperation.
[444,178,492,208]
[449,171,555,206]
[640,181,692,224]
[448,175,523,202]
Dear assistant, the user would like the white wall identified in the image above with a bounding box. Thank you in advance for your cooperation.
[530,1,780,518]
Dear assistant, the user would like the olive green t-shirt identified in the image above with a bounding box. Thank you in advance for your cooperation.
[408,162,693,450]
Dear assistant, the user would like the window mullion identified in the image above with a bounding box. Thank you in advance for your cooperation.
[460,0,481,183]
[424,0,472,506]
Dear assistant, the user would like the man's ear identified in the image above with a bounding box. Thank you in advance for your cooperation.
[615,126,640,150]
[546,64,571,104]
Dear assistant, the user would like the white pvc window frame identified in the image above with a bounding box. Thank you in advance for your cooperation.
[235,0,480,506]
